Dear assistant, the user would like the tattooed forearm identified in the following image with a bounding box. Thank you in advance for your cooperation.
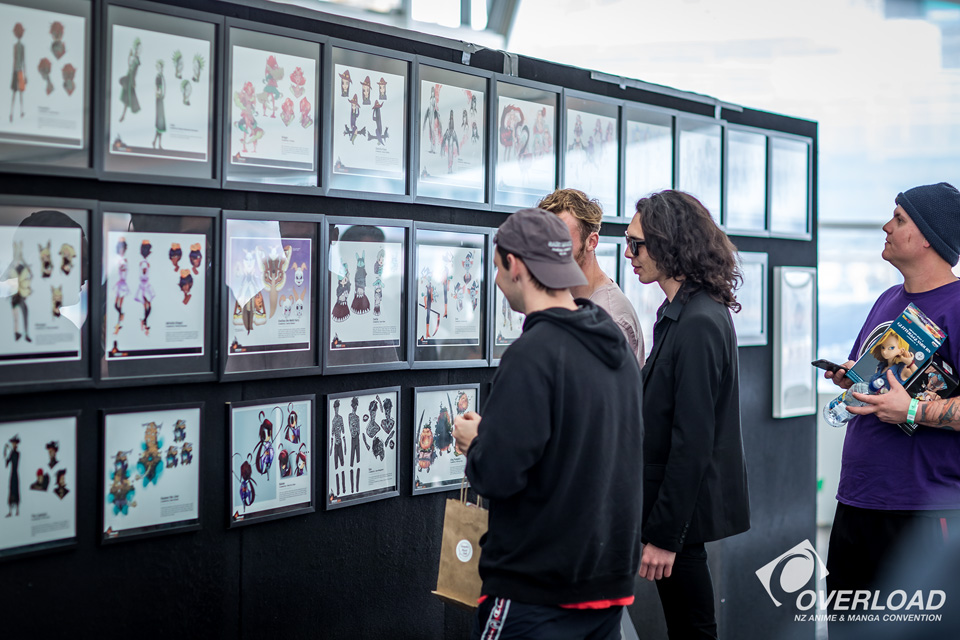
[918,398,960,430]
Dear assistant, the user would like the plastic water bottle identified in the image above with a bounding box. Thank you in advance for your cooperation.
[823,382,871,428]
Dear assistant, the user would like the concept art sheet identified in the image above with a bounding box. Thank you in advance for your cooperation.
[413,387,476,493]
[415,244,482,347]
[327,390,398,507]
[496,96,554,201]
[419,79,484,193]
[328,237,402,351]
[564,108,617,214]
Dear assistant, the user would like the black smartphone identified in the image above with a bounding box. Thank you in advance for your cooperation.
[811,359,844,374]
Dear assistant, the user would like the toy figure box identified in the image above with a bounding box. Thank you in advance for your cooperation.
[898,353,959,435]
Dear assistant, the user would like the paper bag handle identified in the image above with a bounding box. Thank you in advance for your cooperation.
[460,475,483,509]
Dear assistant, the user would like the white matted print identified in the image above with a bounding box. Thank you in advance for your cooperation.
[102,405,201,540]
[327,389,399,508]
[105,230,206,360]
[419,79,484,192]
[108,23,211,162]
[678,121,722,224]
[229,44,316,171]
[0,224,82,364]
[226,225,311,356]
[564,108,618,215]
[416,244,482,347]
[328,238,402,350]
[229,398,312,524]
[623,117,672,217]
[1,416,76,555]
[413,386,477,494]
[0,4,86,149]
[773,267,817,418]
[493,285,523,348]
[496,96,555,202]
[332,63,404,179]
[733,252,767,347]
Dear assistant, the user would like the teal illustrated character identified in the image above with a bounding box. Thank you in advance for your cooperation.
[118,38,142,122]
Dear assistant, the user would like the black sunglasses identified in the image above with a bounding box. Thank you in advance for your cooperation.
[625,236,646,255]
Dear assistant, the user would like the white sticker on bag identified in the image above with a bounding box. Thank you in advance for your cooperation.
[456,539,473,562]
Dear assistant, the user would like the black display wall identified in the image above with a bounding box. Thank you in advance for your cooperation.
[0,1,818,638]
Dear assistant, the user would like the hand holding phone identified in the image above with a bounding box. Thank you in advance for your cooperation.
[811,359,843,374]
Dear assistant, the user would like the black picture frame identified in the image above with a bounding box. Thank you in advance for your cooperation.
[724,124,768,236]
[769,133,813,240]
[0,0,93,177]
[98,0,221,187]
[99,401,204,544]
[0,411,79,561]
[325,386,401,510]
[491,76,559,212]
[220,210,319,380]
[560,90,621,219]
[411,383,480,495]
[412,222,489,368]
[0,196,93,393]
[324,41,412,200]
[412,58,491,208]
[677,114,723,226]
[226,394,316,528]
[94,202,218,387]
[322,215,411,374]
[622,103,674,220]
[221,19,323,194]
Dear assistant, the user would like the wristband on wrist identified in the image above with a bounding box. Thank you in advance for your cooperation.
[907,398,920,425]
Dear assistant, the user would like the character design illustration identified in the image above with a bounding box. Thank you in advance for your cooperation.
[452,282,464,313]
[136,422,163,486]
[918,371,948,402]
[285,403,300,444]
[180,78,191,105]
[31,468,50,492]
[232,453,256,510]
[235,81,264,153]
[189,243,202,274]
[165,445,179,469]
[289,66,306,98]
[381,397,395,439]
[362,397,381,456]
[260,245,292,318]
[456,391,470,416]
[373,278,383,317]
[39,241,53,277]
[6,241,32,343]
[280,97,294,126]
[433,396,454,456]
[51,285,62,318]
[152,60,166,150]
[533,107,552,156]
[330,399,345,496]
[295,444,307,476]
[118,38,142,122]
[343,94,366,143]
[569,114,585,153]
[113,241,129,334]
[351,252,370,314]
[441,110,459,174]
[191,53,205,83]
[419,268,439,341]
[278,445,291,478]
[59,243,76,275]
[423,83,442,154]
[348,396,360,493]
[869,330,918,394]
[462,251,474,284]
[46,440,59,469]
[172,50,183,79]
[107,450,136,515]
[178,270,194,305]
[169,243,182,271]
[471,121,480,143]
[254,408,278,481]
[377,77,387,100]
[499,105,525,162]
[50,21,65,60]
[53,469,69,500]
[299,97,312,128]
[469,280,479,311]
[38,58,53,95]
[293,262,306,288]
[259,55,283,118]
[461,108,469,131]
[134,260,154,335]
[4,434,20,516]
[10,23,26,123]
[366,100,388,145]
[501,295,516,331]
[173,419,186,443]
[416,412,436,473]
[338,69,351,97]
[441,252,453,318]
[361,76,372,105]
[180,442,193,465]
[62,63,76,96]
[331,262,351,322]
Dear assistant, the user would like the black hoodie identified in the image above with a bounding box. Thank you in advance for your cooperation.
[466,299,644,605]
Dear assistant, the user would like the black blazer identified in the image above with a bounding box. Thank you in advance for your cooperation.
[641,285,750,552]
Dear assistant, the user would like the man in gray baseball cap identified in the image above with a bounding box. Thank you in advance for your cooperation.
[453,207,644,640]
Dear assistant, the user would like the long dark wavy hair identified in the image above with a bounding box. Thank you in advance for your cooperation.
[635,190,742,312]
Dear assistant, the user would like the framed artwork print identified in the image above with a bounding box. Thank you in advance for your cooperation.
[412,384,479,495]
[0,197,91,392]
[773,266,817,418]
[0,0,92,174]
[724,127,767,234]
[413,224,487,368]
[489,284,524,364]
[326,387,400,510]
[1,413,77,560]
[101,2,218,186]
[223,21,321,192]
[732,251,768,347]
[228,395,315,527]
[677,116,722,225]
[326,43,409,197]
[222,211,319,379]
[770,135,812,239]
[493,78,557,210]
[324,217,410,373]
[415,60,488,205]
[622,105,673,218]
[562,92,619,218]
[101,403,202,543]
[97,203,217,385]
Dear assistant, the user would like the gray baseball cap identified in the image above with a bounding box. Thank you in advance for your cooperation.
[493,208,588,289]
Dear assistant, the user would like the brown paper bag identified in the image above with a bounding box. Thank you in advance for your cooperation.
[433,481,488,611]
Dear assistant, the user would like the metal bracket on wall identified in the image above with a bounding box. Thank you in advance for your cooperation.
[461,42,481,66]
[502,51,519,76]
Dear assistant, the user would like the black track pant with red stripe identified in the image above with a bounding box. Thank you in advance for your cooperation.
[470,597,622,640]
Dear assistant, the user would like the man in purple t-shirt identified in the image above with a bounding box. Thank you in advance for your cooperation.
[824,182,960,629]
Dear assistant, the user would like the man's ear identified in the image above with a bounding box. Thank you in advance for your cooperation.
[586,231,600,252]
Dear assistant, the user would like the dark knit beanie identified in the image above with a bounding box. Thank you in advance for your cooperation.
[895,182,960,267]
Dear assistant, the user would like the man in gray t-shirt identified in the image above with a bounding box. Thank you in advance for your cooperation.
[537,189,645,365]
